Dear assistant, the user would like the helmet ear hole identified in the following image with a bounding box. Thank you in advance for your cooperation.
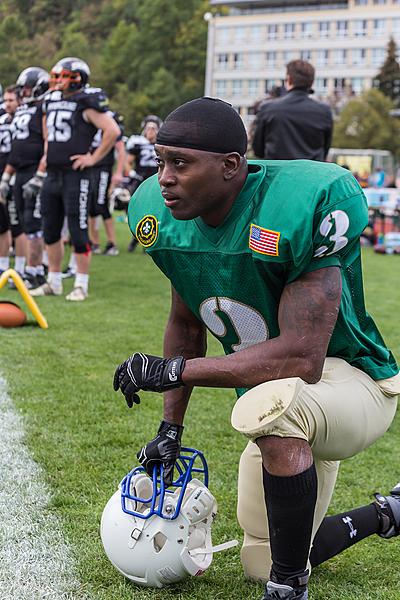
[153,532,168,553]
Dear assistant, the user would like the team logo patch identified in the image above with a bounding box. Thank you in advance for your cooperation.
[136,215,158,247]
[249,224,280,256]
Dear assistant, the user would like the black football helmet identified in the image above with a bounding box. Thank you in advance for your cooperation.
[15,67,49,102]
[49,57,90,92]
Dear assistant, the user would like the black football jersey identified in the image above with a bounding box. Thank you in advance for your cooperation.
[43,87,109,168]
[126,134,158,179]
[90,110,123,168]
[0,112,13,173]
[8,101,44,169]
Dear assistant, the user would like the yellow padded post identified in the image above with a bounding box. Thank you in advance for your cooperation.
[0,268,48,329]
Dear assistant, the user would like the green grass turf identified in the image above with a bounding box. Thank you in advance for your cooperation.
[0,221,399,600]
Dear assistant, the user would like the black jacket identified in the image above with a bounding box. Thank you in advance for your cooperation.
[252,89,333,161]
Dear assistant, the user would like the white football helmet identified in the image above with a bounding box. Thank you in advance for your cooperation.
[100,448,237,588]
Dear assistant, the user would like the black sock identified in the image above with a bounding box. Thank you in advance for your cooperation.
[263,463,317,583]
[310,503,380,567]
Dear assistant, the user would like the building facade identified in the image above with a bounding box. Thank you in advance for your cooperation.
[205,0,400,120]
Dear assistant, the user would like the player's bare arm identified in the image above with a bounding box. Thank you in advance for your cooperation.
[71,110,119,170]
[182,266,342,388]
[111,139,126,185]
[163,286,207,425]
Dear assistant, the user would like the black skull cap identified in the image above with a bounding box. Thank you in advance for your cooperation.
[156,97,247,156]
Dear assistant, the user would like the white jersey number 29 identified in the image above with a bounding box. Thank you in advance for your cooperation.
[199,297,269,352]
[314,210,350,257]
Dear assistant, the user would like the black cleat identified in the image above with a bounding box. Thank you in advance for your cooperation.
[374,482,400,538]
[262,582,308,600]
[262,571,308,600]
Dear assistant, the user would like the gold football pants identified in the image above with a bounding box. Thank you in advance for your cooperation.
[233,358,399,581]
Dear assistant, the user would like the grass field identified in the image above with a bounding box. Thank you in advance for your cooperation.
[0,220,399,600]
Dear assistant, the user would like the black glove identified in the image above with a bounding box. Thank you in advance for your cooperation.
[113,353,186,408]
[22,171,46,201]
[137,420,184,486]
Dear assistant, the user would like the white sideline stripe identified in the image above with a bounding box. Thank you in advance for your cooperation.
[0,376,90,600]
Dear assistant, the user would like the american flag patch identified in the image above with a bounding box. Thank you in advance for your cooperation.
[249,224,280,256]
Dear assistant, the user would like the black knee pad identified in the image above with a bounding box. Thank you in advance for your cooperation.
[68,217,89,251]
[74,243,90,255]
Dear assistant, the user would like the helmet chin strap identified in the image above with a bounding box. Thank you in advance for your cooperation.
[189,538,239,557]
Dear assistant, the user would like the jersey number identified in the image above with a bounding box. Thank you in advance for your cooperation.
[0,130,11,152]
[314,210,350,257]
[13,113,32,140]
[199,297,269,352]
[47,110,72,142]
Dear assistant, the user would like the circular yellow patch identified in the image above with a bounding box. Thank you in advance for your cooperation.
[135,215,158,248]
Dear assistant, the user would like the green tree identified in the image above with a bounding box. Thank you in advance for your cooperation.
[333,88,400,158]
[374,37,400,106]
[0,0,211,131]
[0,15,30,84]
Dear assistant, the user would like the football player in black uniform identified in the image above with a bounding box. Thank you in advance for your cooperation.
[125,115,162,252]
[0,68,49,289]
[88,111,126,256]
[31,57,120,301]
[0,86,19,276]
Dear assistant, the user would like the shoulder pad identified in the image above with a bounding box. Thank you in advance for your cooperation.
[80,87,109,112]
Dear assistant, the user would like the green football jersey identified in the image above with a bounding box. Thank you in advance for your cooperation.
[128,160,398,386]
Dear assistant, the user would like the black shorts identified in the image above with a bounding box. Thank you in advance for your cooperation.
[89,166,112,219]
[13,165,42,235]
[0,202,9,234]
[41,168,91,251]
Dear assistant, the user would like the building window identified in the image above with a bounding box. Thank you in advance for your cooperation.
[334,78,346,91]
[351,77,364,93]
[248,52,263,70]
[265,79,277,93]
[300,50,312,61]
[250,25,264,41]
[268,24,278,40]
[373,0,386,4]
[248,79,260,96]
[354,0,368,4]
[314,78,328,94]
[371,48,385,66]
[316,49,329,66]
[215,80,227,97]
[352,48,366,64]
[232,80,243,96]
[233,53,244,69]
[217,53,229,70]
[334,49,347,65]
[319,21,330,37]
[284,23,295,39]
[353,20,367,36]
[301,22,313,38]
[374,19,386,35]
[337,21,348,37]
[266,51,277,67]
[393,18,400,35]
[283,51,296,63]
[218,27,231,43]
[235,27,247,41]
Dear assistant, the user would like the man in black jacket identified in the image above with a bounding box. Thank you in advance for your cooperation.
[252,60,333,161]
